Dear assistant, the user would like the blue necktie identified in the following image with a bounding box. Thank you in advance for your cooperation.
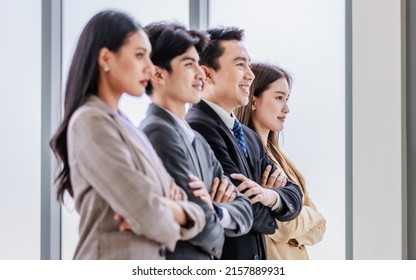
[232,119,248,158]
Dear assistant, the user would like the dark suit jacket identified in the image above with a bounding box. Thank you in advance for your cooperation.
[140,104,253,260]
[186,100,303,260]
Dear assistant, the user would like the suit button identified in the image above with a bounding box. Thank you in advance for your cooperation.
[159,248,166,257]
[253,255,260,260]
[268,219,276,227]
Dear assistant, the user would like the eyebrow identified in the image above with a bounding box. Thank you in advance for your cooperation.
[135,47,148,52]
[274,91,289,96]
[181,56,197,62]
[233,56,250,63]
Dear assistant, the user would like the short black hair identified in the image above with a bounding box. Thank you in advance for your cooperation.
[199,26,244,71]
[144,22,208,95]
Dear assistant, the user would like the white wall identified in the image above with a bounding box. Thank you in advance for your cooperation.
[61,0,190,259]
[352,0,405,259]
[0,0,42,259]
[210,0,346,259]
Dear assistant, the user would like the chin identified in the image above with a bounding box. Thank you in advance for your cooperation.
[239,98,249,107]
[276,126,284,132]
[127,90,145,97]
[192,98,201,105]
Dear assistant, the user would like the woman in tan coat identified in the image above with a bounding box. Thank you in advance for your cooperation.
[235,63,326,259]
[50,10,205,259]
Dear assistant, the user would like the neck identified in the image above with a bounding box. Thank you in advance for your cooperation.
[97,76,121,111]
[152,92,186,119]
[203,91,235,115]
[253,120,270,147]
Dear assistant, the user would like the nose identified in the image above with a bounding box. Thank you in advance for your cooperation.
[195,65,206,80]
[144,55,154,76]
[283,102,290,114]
[245,66,255,81]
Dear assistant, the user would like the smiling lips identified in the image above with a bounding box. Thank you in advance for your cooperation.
[140,80,149,87]
[239,84,251,94]
[277,117,286,123]
[193,81,203,91]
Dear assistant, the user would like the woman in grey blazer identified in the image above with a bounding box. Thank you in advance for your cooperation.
[49,10,205,260]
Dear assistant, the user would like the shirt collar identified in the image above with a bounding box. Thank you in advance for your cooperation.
[203,99,236,130]
[161,106,195,143]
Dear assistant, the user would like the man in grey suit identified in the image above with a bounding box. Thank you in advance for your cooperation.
[139,22,253,260]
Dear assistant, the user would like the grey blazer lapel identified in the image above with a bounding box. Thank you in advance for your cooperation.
[178,128,203,179]
[148,104,202,179]
[91,96,159,177]
[190,136,212,183]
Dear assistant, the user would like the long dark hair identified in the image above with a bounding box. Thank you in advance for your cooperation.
[50,10,142,202]
[234,63,306,194]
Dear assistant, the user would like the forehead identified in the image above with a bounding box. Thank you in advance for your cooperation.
[175,46,200,61]
[123,29,151,50]
[266,78,290,95]
[219,40,250,61]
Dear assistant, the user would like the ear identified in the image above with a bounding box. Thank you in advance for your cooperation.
[252,96,258,111]
[98,47,111,72]
[201,65,214,85]
[150,66,166,86]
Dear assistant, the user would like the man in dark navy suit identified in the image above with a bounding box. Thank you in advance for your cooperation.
[186,27,303,260]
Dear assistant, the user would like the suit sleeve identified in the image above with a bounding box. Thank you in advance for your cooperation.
[68,110,204,251]
[258,140,303,221]
[190,121,276,234]
[206,143,253,237]
[142,123,225,258]
[271,182,303,221]
[269,202,326,246]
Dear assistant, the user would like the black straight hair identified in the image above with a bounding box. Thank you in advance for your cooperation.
[144,22,208,95]
[50,10,142,202]
[199,26,244,71]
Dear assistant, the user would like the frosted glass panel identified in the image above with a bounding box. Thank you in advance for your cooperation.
[61,0,189,259]
[210,0,346,259]
[0,0,42,259]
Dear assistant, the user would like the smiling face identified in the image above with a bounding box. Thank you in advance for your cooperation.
[162,46,205,105]
[105,29,153,97]
[207,40,255,113]
[252,77,290,133]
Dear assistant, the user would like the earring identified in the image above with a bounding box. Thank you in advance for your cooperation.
[103,65,110,72]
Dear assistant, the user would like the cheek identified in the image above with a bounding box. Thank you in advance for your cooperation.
[268,101,282,113]
[223,71,238,85]
[254,106,268,124]
[258,102,277,121]
[118,56,140,73]
[123,60,137,74]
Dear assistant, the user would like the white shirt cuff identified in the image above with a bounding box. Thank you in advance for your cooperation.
[219,206,237,229]
[271,191,282,212]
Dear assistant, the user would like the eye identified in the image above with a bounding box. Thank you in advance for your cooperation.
[185,62,193,68]
[276,96,283,100]
[135,52,145,59]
